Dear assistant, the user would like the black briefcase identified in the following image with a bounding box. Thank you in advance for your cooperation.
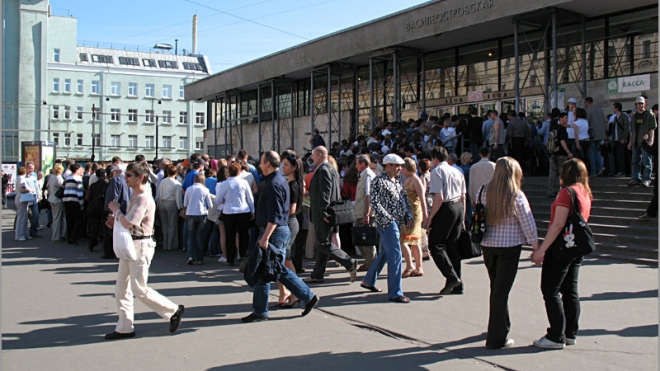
[325,200,355,226]
[352,226,379,246]
[459,229,482,260]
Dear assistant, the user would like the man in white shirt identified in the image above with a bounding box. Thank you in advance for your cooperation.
[183,173,213,265]
[469,147,496,206]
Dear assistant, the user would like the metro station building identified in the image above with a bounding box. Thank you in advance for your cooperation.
[186,0,658,157]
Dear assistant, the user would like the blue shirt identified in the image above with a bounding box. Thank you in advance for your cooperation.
[482,118,494,144]
[205,177,217,195]
[247,163,262,184]
[104,174,132,213]
[182,169,198,191]
[255,170,289,227]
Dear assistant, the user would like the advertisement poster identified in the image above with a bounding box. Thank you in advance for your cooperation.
[2,163,17,196]
[41,145,55,176]
[22,144,41,171]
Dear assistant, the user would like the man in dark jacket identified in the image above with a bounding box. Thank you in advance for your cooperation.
[102,164,132,259]
[86,169,107,251]
[305,146,357,283]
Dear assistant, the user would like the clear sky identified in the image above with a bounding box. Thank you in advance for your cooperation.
[50,0,431,74]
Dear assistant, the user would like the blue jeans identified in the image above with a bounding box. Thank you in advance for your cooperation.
[588,140,603,176]
[186,215,207,262]
[252,226,314,317]
[363,221,404,299]
[29,202,40,236]
[207,222,220,256]
[631,145,652,183]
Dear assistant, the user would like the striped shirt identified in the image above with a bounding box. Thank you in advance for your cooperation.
[62,175,85,207]
[370,172,413,228]
[479,187,538,248]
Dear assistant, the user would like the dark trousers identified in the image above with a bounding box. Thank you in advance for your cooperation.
[223,212,252,263]
[490,145,504,161]
[310,220,354,279]
[293,213,307,272]
[541,250,583,343]
[102,211,115,258]
[428,201,464,287]
[88,216,102,249]
[482,245,522,347]
[510,137,528,172]
[613,141,626,174]
[577,140,591,173]
[64,202,83,243]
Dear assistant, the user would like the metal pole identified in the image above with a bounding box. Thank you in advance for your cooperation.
[271,81,275,151]
[337,74,342,142]
[239,93,244,150]
[354,70,359,138]
[369,58,374,130]
[552,11,558,108]
[91,103,96,161]
[421,56,426,115]
[258,87,262,154]
[514,20,520,113]
[393,52,399,121]
[214,98,218,158]
[310,72,315,134]
[581,18,587,99]
[276,85,281,153]
[155,115,159,159]
[327,66,332,146]
[291,82,295,150]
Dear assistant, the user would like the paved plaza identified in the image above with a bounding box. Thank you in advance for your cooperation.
[2,207,657,370]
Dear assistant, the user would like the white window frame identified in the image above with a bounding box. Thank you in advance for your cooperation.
[64,106,71,120]
[54,48,60,62]
[52,105,60,119]
[179,85,185,99]
[163,136,172,149]
[76,106,83,120]
[162,110,172,124]
[195,112,205,125]
[92,134,101,146]
[53,78,60,93]
[179,136,189,150]
[110,108,121,122]
[64,79,71,93]
[145,135,155,149]
[64,133,71,146]
[128,109,138,123]
[128,82,138,97]
[76,133,83,146]
[128,135,138,149]
[179,111,188,124]
[76,79,83,94]
[91,80,101,95]
[145,83,155,98]
[162,85,172,99]
[53,133,60,145]
[111,82,121,96]
[145,109,155,124]
[111,135,121,147]
[195,140,204,150]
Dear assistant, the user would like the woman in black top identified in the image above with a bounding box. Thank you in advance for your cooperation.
[274,152,304,308]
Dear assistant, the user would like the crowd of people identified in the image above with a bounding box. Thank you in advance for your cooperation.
[8,94,656,348]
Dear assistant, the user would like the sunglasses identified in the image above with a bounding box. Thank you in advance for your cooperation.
[125,173,133,178]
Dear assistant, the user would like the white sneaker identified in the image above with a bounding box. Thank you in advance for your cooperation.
[565,338,576,346]
[217,256,227,263]
[533,336,565,349]
[16,237,27,241]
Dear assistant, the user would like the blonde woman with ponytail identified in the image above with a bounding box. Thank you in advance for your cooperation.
[479,157,539,349]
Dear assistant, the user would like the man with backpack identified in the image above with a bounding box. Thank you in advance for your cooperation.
[546,111,572,198]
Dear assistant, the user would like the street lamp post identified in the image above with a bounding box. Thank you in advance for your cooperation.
[91,103,96,161]
[154,99,162,160]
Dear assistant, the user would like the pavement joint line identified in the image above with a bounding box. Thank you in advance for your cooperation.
[316,307,517,371]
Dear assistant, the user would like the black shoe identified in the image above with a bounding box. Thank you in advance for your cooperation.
[169,305,185,333]
[100,255,115,259]
[302,295,320,317]
[105,331,135,340]
[440,279,462,295]
[241,313,268,323]
[47,222,52,228]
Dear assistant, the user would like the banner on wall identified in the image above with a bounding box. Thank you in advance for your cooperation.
[2,163,17,196]
[607,74,651,94]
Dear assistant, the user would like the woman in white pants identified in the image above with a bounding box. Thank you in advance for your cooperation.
[105,161,184,340]
[155,163,182,251]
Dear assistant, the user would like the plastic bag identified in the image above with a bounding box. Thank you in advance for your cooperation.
[113,218,137,261]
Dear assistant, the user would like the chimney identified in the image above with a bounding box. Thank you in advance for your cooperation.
[192,15,198,54]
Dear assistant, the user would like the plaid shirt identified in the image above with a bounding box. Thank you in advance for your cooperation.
[370,172,413,228]
[479,187,538,248]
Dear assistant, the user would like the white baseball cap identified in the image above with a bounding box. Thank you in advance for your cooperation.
[568,98,578,104]
[382,154,405,165]
[636,96,646,104]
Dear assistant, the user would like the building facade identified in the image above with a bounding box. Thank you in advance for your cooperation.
[3,0,211,163]
[185,0,658,158]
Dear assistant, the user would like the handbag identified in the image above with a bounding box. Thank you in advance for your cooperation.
[470,186,486,243]
[113,219,138,261]
[324,200,355,226]
[55,180,67,200]
[459,228,482,260]
[19,192,37,204]
[550,187,595,260]
[352,226,379,246]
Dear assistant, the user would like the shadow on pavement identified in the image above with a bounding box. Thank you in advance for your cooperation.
[581,289,658,301]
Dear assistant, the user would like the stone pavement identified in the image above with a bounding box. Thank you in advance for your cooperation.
[1,206,657,370]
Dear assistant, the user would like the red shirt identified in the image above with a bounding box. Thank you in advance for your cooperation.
[549,184,591,226]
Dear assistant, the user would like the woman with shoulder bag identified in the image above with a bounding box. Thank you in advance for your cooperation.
[479,157,539,349]
[531,158,592,349]
[105,161,184,340]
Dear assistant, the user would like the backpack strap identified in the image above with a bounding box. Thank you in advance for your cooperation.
[478,184,485,204]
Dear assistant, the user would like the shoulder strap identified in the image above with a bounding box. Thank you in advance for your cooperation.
[565,186,584,221]
[478,184,485,204]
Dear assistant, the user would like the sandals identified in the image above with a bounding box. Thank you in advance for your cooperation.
[104,331,135,340]
[402,269,414,278]
[389,296,411,304]
[281,298,301,308]
[410,269,424,277]
[360,283,382,292]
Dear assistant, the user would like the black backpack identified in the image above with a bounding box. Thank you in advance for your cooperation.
[546,130,560,154]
